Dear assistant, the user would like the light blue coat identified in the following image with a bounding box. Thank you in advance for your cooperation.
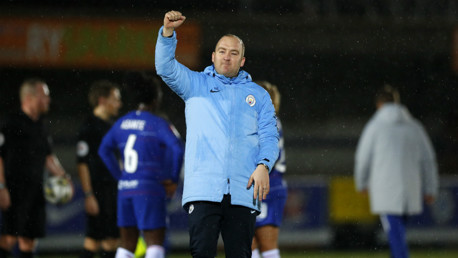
[355,103,438,215]
[155,27,279,211]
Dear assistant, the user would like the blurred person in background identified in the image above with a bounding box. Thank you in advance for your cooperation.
[0,78,68,258]
[354,85,439,258]
[156,10,279,258]
[251,81,287,258]
[76,80,122,258]
[98,72,184,258]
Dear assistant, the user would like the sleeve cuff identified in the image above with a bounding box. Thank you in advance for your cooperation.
[159,26,176,39]
[257,163,270,172]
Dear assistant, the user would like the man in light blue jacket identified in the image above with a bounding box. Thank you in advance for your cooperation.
[155,11,279,258]
[354,85,438,258]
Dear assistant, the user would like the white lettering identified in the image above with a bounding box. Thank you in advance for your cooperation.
[120,120,146,130]
[118,180,139,190]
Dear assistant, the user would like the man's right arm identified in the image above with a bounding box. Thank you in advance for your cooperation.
[354,123,375,192]
[162,11,186,37]
[155,11,195,100]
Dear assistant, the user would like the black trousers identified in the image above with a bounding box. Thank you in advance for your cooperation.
[187,194,257,258]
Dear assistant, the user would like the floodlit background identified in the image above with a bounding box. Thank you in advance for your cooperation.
[1,0,458,256]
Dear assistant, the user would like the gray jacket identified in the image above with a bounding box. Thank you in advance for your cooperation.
[354,103,438,215]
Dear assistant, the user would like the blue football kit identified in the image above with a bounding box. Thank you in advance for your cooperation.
[99,110,184,230]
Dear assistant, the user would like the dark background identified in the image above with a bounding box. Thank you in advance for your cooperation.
[1,0,457,176]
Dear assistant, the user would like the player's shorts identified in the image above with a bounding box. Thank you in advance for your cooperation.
[86,180,119,240]
[1,184,46,238]
[255,187,287,228]
[117,193,166,230]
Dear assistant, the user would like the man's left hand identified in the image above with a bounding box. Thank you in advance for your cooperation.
[247,165,270,202]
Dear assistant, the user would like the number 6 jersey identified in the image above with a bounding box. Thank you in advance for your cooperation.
[98,110,184,197]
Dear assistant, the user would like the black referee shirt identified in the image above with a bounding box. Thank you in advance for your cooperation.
[76,114,114,182]
[0,111,52,187]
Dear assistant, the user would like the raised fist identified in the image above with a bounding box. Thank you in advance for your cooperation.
[163,11,186,37]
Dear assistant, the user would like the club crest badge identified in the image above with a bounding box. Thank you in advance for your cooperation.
[188,204,194,214]
[76,141,89,157]
[246,95,256,107]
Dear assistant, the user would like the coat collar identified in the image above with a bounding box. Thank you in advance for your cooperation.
[203,65,252,85]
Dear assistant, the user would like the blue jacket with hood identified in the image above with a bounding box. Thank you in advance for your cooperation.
[155,27,279,211]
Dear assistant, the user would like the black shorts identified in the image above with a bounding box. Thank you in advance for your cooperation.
[85,180,119,240]
[187,194,257,258]
[1,184,46,239]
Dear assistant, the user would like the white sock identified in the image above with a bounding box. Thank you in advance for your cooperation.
[262,248,280,258]
[252,248,261,258]
[115,247,134,258]
[145,245,165,258]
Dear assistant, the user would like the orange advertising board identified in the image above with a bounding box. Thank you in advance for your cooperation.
[0,17,200,69]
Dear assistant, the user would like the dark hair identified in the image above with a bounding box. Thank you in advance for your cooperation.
[123,71,162,109]
[375,84,400,104]
[88,80,120,108]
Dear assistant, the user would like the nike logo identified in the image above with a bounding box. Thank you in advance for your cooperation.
[210,88,220,93]
[251,210,256,214]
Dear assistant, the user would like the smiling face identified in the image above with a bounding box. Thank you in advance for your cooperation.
[212,35,246,78]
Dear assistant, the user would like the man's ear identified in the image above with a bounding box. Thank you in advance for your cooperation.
[212,52,215,63]
[240,57,246,67]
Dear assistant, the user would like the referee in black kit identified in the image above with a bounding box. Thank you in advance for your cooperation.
[76,80,122,258]
[0,78,68,258]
